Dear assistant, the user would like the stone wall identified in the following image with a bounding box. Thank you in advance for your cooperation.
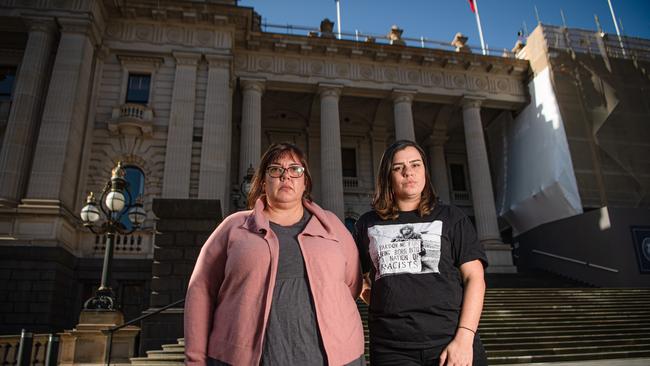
[139,198,221,355]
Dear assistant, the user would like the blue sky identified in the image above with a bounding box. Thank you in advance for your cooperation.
[238,0,650,52]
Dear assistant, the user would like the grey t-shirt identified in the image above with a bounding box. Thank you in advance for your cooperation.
[263,211,325,365]
[262,211,365,366]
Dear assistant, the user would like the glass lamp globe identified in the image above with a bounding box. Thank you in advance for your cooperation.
[105,190,126,212]
[128,203,146,227]
[80,202,101,223]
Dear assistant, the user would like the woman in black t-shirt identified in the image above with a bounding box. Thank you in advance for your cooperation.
[354,140,488,366]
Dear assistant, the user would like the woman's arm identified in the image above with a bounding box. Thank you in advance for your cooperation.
[439,259,485,366]
[184,223,229,366]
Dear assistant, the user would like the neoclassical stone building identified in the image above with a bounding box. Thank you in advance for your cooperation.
[1,0,648,337]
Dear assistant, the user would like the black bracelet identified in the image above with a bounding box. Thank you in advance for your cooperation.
[458,325,476,334]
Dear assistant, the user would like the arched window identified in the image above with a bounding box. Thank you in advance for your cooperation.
[120,165,145,230]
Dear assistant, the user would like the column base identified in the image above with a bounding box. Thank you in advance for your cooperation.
[58,310,139,366]
[483,242,517,274]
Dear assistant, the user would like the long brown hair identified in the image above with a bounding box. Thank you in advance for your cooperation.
[372,140,437,220]
[247,142,313,209]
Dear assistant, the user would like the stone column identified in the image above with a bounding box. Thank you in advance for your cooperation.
[199,54,232,214]
[239,78,265,183]
[162,52,200,199]
[0,18,56,207]
[319,84,345,219]
[24,18,98,211]
[462,98,501,244]
[427,134,451,204]
[392,89,416,141]
[462,97,515,273]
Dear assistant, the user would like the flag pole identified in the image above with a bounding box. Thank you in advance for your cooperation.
[473,0,487,55]
[606,0,626,57]
[336,0,342,40]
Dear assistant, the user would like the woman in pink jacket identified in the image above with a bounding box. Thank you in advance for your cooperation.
[184,142,365,366]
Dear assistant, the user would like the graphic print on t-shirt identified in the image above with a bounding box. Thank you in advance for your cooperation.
[367,221,442,279]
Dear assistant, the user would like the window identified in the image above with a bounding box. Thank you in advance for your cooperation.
[125,74,151,104]
[449,163,467,191]
[0,66,16,100]
[341,148,357,177]
[120,166,145,230]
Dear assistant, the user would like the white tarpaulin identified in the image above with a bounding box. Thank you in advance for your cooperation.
[488,67,583,235]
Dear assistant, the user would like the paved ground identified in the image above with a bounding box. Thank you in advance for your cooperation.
[516,358,650,366]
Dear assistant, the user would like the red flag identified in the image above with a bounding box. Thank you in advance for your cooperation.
[467,0,476,13]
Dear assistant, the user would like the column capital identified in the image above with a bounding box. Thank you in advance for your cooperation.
[57,16,101,46]
[205,53,232,68]
[461,95,485,110]
[173,52,201,66]
[318,83,343,99]
[24,16,57,34]
[240,77,266,94]
[391,89,417,104]
[424,133,449,147]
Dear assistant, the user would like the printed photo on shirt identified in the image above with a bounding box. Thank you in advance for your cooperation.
[368,221,442,279]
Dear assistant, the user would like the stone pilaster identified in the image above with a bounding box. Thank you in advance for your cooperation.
[462,97,515,273]
[162,52,200,199]
[199,54,233,214]
[427,134,451,204]
[319,84,345,219]
[24,18,98,211]
[392,89,416,141]
[0,18,56,208]
[239,78,265,183]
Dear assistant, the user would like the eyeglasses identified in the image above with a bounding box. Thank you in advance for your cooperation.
[266,165,305,178]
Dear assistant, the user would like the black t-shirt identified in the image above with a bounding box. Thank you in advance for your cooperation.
[354,203,488,349]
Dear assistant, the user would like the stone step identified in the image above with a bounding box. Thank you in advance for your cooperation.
[483,337,650,350]
[489,349,650,365]
[145,351,187,359]
[160,344,184,353]
[489,343,650,357]
[482,332,650,344]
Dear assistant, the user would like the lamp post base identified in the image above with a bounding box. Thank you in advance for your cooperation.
[58,309,139,366]
[84,287,116,310]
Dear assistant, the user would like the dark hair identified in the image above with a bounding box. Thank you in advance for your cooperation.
[372,140,437,220]
[247,142,313,209]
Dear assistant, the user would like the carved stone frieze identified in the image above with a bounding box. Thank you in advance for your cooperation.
[234,52,526,100]
[104,21,233,50]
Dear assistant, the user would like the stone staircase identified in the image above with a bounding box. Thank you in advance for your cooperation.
[481,288,650,364]
[130,289,650,365]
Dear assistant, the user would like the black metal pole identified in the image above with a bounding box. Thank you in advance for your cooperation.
[99,230,115,292]
[16,329,33,366]
[44,334,59,366]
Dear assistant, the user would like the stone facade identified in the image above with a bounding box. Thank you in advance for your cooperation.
[1,0,647,338]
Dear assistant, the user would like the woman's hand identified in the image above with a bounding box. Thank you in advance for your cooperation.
[360,273,371,305]
[438,327,474,366]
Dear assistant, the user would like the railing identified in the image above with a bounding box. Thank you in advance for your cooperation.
[94,232,145,253]
[81,230,154,257]
[451,190,471,205]
[0,331,58,366]
[532,249,619,273]
[260,22,515,57]
[342,177,359,189]
[104,298,185,366]
[111,103,153,122]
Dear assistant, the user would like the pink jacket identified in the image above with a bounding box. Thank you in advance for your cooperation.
[184,199,364,366]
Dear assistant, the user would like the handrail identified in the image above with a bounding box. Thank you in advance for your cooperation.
[103,298,185,366]
[532,249,619,273]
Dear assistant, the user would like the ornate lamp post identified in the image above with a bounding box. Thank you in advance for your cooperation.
[79,162,146,310]
[234,164,255,209]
